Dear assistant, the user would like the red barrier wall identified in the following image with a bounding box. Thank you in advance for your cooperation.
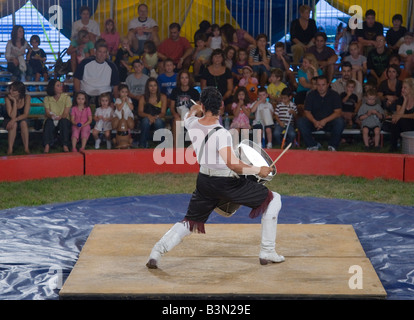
[0,153,84,182]
[404,156,414,182]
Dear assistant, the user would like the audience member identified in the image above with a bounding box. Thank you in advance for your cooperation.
[270,42,297,89]
[71,6,100,43]
[386,14,407,53]
[27,35,48,82]
[378,64,403,114]
[100,18,120,58]
[125,59,149,111]
[389,78,414,152]
[92,92,114,150]
[192,34,213,79]
[157,23,193,73]
[229,86,252,143]
[5,25,30,81]
[356,9,384,56]
[67,29,95,74]
[398,31,414,76]
[224,45,237,71]
[289,4,317,65]
[344,42,367,84]
[366,35,391,85]
[43,79,72,153]
[388,54,411,81]
[194,20,212,44]
[335,24,354,58]
[357,88,385,150]
[267,68,287,106]
[297,75,345,151]
[295,53,322,105]
[3,81,31,155]
[220,23,256,51]
[331,61,363,101]
[70,91,92,152]
[208,23,223,50]
[127,3,160,55]
[339,79,359,127]
[114,37,134,82]
[306,32,338,83]
[232,48,248,82]
[113,83,135,131]
[157,59,177,101]
[200,49,234,111]
[237,65,258,102]
[73,42,120,104]
[169,70,200,146]
[273,88,297,147]
[141,40,158,77]
[250,87,274,148]
[248,33,271,86]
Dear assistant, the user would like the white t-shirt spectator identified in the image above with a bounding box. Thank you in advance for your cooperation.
[71,19,101,40]
[128,17,158,41]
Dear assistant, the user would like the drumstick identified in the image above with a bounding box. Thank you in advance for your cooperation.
[271,142,292,167]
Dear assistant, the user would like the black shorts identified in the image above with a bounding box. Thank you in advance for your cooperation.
[184,173,270,226]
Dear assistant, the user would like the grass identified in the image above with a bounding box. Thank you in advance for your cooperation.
[0,173,413,210]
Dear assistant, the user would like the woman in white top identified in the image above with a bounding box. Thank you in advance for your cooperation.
[5,25,30,80]
[71,6,100,43]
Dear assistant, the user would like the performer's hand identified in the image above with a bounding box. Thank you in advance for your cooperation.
[258,166,272,178]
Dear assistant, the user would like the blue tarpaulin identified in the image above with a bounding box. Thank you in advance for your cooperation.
[0,194,413,300]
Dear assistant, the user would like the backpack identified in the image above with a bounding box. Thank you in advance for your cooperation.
[54,48,72,77]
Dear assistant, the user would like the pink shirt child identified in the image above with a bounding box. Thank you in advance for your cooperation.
[71,106,92,139]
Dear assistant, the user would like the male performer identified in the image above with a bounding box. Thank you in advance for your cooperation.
[146,87,284,269]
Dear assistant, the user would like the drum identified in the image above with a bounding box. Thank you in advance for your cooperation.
[213,139,276,218]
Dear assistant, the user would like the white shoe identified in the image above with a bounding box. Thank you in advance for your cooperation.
[259,251,285,265]
[94,139,101,149]
[266,142,272,149]
[306,142,321,151]
[328,145,336,152]
[106,140,112,149]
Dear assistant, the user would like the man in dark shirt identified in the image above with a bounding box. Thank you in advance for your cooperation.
[297,75,345,151]
[356,9,384,56]
[367,35,391,85]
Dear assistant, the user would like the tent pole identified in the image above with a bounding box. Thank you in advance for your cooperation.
[212,0,216,24]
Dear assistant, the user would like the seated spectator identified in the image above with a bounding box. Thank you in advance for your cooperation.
[71,6,100,43]
[356,9,384,56]
[224,45,237,71]
[267,68,287,106]
[248,33,271,86]
[270,42,297,89]
[113,84,135,132]
[5,25,30,81]
[389,78,414,152]
[192,33,213,80]
[3,81,31,155]
[250,87,274,148]
[378,64,403,114]
[366,35,391,86]
[114,37,134,82]
[306,32,338,83]
[289,5,317,65]
[331,61,363,102]
[200,49,234,112]
[138,78,167,148]
[339,79,360,128]
[386,14,407,53]
[335,24,354,58]
[142,40,158,77]
[208,23,222,50]
[344,42,367,84]
[388,54,411,81]
[125,59,149,112]
[67,29,95,74]
[220,23,256,51]
[297,75,345,151]
[194,20,212,44]
[398,31,414,76]
[27,35,48,82]
[70,91,92,152]
[295,53,323,105]
[92,92,114,150]
[273,88,297,147]
[157,59,177,102]
[73,42,120,105]
[43,79,72,153]
[232,48,248,83]
[237,65,258,102]
[127,3,160,55]
[157,23,193,73]
[357,88,385,150]
[100,18,120,58]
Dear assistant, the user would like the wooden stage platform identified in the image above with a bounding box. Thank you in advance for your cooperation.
[59,224,386,299]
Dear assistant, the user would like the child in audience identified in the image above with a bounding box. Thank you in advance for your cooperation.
[270,42,297,89]
[273,88,297,147]
[237,65,258,102]
[250,87,274,148]
[340,79,359,127]
[357,88,385,150]
[267,68,287,106]
[100,18,120,58]
[230,86,252,136]
[71,91,92,152]
[232,48,249,83]
[113,84,135,131]
[344,42,367,84]
[208,24,222,50]
[67,29,95,73]
[27,35,48,81]
[115,37,134,82]
[224,45,237,70]
[157,59,177,100]
[92,92,114,149]
[192,34,213,80]
[142,40,158,77]
[398,31,414,76]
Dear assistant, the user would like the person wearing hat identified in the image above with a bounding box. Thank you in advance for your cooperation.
[237,65,259,102]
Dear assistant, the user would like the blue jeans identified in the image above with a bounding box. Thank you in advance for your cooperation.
[273,123,296,146]
[140,117,165,148]
[297,116,345,149]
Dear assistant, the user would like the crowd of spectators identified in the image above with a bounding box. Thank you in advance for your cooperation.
[2,4,414,155]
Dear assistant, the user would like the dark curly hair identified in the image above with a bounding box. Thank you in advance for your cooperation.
[200,87,222,116]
